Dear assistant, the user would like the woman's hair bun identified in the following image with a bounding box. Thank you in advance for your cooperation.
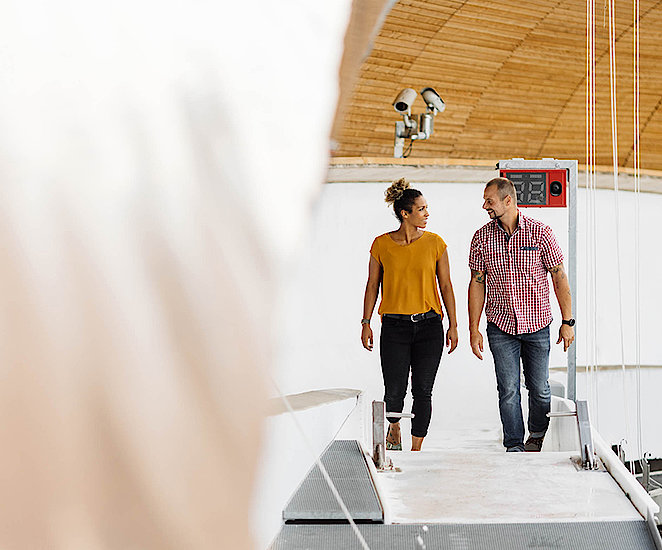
[384,178,410,205]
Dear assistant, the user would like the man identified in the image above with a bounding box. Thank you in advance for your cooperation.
[468,177,575,452]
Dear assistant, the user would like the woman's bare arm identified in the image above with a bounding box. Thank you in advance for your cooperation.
[361,255,382,351]
[436,249,458,353]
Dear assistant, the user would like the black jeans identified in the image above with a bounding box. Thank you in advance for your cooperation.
[379,315,443,438]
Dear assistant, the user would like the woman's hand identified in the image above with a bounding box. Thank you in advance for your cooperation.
[446,325,458,353]
[361,324,374,351]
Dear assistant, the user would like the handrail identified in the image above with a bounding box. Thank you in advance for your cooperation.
[267,388,361,416]
[594,430,660,520]
[550,364,662,372]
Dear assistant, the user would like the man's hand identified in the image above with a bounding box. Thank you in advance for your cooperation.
[557,324,574,352]
[470,329,484,360]
[549,263,574,352]
[446,325,458,353]
[361,324,374,351]
[468,269,486,360]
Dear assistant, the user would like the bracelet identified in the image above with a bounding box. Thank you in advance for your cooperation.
[361,318,371,325]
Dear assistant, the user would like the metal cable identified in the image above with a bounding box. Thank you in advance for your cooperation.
[607,0,635,474]
[585,0,599,425]
[633,0,644,463]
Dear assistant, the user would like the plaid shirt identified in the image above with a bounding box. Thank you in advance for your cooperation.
[469,212,564,335]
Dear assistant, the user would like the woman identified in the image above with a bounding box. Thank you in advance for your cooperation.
[361,178,458,451]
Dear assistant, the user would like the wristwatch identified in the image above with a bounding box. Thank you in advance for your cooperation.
[562,318,576,327]
[361,318,371,325]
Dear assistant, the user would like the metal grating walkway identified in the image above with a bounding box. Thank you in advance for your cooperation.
[270,521,660,549]
[282,439,383,522]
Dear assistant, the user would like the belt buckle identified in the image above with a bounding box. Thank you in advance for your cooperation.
[410,313,421,322]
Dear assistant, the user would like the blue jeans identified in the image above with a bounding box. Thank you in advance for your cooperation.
[380,315,443,437]
[486,322,551,450]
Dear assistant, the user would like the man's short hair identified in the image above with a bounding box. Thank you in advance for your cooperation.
[485,177,517,203]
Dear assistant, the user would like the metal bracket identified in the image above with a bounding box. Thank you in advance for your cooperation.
[642,453,651,492]
[394,121,406,158]
[577,401,597,470]
[617,438,627,464]
[372,400,414,470]
[393,113,436,158]
[547,400,597,470]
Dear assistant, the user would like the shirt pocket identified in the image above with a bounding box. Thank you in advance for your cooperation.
[517,245,541,271]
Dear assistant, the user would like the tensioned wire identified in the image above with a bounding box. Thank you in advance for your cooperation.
[593,0,600,426]
[585,0,599,428]
[633,0,643,463]
[586,0,644,471]
[607,0,635,473]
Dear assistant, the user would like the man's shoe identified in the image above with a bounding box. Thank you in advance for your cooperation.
[524,436,544,452]
[506,445,524,452]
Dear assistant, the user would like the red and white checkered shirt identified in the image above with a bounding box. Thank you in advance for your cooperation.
[469,212,564,335]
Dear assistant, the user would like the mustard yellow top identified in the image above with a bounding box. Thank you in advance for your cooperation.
[370,231,447,316]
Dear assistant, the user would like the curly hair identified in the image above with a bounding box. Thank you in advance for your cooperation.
[384,178,422,222]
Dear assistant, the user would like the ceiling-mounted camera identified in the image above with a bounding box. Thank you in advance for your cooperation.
[392,86,446,158]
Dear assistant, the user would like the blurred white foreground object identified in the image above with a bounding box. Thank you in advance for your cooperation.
[0,0,351,548]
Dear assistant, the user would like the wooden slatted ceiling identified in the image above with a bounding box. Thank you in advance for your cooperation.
[333,0,662,171]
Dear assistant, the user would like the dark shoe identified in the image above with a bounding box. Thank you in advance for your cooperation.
[524,436,544,452]
[506,445,525,452]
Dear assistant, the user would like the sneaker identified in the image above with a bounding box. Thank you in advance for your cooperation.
[524,436,544,452]
[506,445,525,452]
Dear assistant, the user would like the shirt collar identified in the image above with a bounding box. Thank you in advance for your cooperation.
[494,210,525,236]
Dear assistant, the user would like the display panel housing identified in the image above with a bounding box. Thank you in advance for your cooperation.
[499,169,567,207]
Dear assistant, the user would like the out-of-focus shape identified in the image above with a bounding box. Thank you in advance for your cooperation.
[0,1,352,548]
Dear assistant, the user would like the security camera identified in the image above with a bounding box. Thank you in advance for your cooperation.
[392,86,446,158]
[420,87,445,113]
[393,88,417,114]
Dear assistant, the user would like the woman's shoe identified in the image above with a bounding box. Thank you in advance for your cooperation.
[386,424,402,450]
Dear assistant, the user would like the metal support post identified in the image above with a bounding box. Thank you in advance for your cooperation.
[372,400,414,470]
[495,158,578,399]
[548,399,597,470]
[642,455,651,492]
[372,401,386,469]
[617,439,627,464]
[567,161,578,401]
[576,400,597,469]
[394,121,405,158]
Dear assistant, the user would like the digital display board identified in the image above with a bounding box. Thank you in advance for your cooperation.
[506,171,546,205]
[500,169,567,207]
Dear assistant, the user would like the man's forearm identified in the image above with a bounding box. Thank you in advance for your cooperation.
[549,264,572,319]
[468,271,486,331]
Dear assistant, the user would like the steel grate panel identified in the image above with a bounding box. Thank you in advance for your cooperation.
[282,440,382,522]
[270,521,659,550]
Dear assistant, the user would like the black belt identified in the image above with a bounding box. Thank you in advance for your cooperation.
[382,310,440,323]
